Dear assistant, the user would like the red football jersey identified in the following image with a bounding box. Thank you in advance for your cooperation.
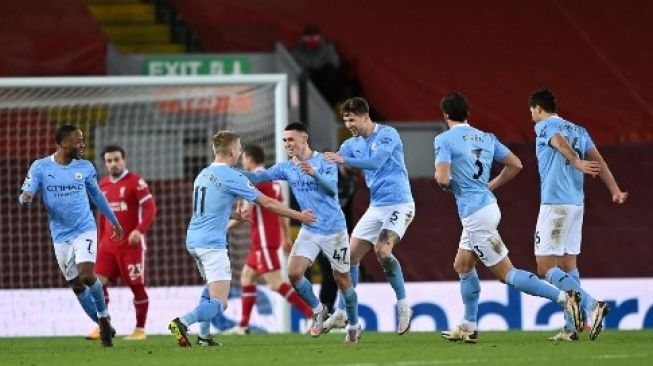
[98,171,157,249]
[250,180,284,250]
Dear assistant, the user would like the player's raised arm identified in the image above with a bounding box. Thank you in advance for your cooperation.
[255,194,316,225]
[585,147,628,204]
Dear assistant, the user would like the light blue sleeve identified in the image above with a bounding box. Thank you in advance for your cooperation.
[85,165,119,226]
[21,161,41,193]
[243,163,286,184]
[434,135,452,164]
[343,151,391,170]
[312,160,337,196]
[492,135,511,161]
[224,173,261,202]
[581,127,596,153]
[337,139,353,157]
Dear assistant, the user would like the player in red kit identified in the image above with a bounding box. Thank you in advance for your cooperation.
[87,145,157,341]
[225,145,313,334]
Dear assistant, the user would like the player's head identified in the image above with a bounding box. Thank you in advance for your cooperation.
[55,124,85,159]
[440,92,469,123]
[212,130,242,165]
[283,122,310,158]
[341,97,372,137]
[242,145,265,171]
[528,89,557,122]
[102,145,127,178]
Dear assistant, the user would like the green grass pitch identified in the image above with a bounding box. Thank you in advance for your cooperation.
[1,331,651,366]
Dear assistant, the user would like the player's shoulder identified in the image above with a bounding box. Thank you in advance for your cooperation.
[30,156,51,169]
[377,123,400,137]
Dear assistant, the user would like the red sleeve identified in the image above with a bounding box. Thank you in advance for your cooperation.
[134,176,157,234]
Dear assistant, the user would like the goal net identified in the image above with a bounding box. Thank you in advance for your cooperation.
[0,75,290,335]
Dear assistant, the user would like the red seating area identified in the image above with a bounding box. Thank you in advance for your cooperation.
[172,0,653,145]
[0,0,106,76]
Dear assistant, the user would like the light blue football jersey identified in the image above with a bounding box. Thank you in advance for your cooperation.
[22,155,107,243]
[246,152,346,235]
[338,124,413,206]
[434,124,510,218]
[535,116,595,205]
[186,163,261,250]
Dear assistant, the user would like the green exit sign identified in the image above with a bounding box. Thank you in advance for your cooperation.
[142,55,251,75]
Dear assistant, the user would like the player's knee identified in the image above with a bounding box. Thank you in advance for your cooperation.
[287,270,303,284]
[374,246,392,260]
[78,273,96,286]
[69,281,86,294]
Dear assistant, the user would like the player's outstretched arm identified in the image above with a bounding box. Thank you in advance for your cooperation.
[585,147,628,204]
[434,162,452,191]
[255,194,316,225]
[488,152,523,191]
[550,134,600,176]
[242,170,274,184]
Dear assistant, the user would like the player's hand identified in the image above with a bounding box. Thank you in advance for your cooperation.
[128,229,143,246]
[297,161,316,176]
[571,159,601,176]
[240,204,252,221]
[18,191,33,206]
[612,191,628,204]
[232,210,253,224]
[322,152,344,164]
[111,224,124,241]
[298,209,317,225]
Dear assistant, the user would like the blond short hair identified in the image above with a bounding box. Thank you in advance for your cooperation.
[212,130,240,155]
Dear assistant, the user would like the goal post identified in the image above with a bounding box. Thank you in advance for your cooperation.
[0,75,294,336]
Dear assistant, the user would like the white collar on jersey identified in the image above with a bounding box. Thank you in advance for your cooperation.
[450,122,470,130]
[50,154,77,166]
[254,165,265,172]
[210,162,229,166]
[109,170,129,183]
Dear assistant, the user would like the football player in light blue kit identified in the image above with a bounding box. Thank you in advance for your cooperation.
[19,124,124,347]
[168,131,316,347]
[529,89,628,341]
[244,122,363,344]
[323,97,415,335]
[434,92,582,343]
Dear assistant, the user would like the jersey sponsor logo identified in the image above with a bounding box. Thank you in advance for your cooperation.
[136,178,148,190]
[74,171,83,180]
[109,201,128,212]
[46,183,84,192]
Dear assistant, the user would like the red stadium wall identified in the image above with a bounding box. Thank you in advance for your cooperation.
[356,144,653,281]
[172,0,653,145]
[0,0,106,76]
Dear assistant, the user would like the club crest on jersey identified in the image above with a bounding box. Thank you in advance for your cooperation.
[74,171,83,180]
[370,142,377,150]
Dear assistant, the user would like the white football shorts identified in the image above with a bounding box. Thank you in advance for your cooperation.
[187,248,231,283]
[291,229,350,273]
[534,204,584,256]
[351,202,415,244]
[459,203,509,267]
[53,231,98,281]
